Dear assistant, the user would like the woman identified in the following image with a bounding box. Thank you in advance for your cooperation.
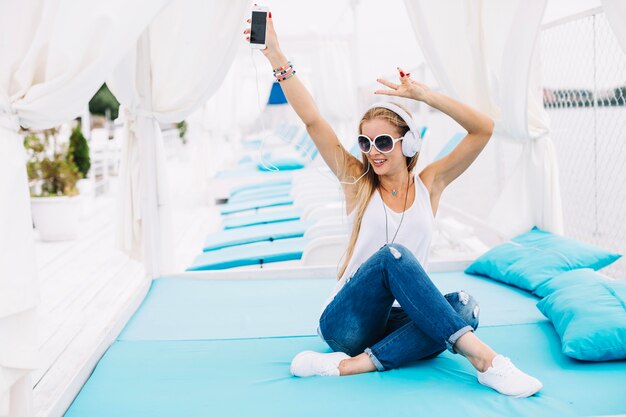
[244,12,542,398]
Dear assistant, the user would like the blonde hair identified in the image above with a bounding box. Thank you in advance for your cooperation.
[337,103,419,280]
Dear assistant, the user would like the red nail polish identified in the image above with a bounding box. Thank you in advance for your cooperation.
[269,11,272,18]
[400,71,405,77]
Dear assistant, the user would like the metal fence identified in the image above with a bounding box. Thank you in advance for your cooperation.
[541,9,626,278]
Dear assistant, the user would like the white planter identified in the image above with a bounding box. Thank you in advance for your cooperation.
[76,178,95,218]
[76,178,94,196]
[31,196,82,241]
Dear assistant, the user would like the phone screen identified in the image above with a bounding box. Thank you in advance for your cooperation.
[250,11,267,44]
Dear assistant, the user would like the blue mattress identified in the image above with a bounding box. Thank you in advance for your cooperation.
[66,326,626,417]
[219,195,294,215]
[215,168,293,179]
[228,184,292,203]
[222,208,303,229]
[119,277,336,341]
[257,157,305,171]
[435,132,466,160]
[229,179,293,196]
[65,271,626,417]
[203,220,314,252]
[187,238,310,271]
[214,158,304,179]
[242,138,263,148]
[119,271,546,342]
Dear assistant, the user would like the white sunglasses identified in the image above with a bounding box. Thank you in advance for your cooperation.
[358,134,403,154]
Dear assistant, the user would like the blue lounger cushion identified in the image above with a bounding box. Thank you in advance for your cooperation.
[228,184,292,204]
[465,226,621,296]
[231,182,292,197]
[66,323,626,417]
[238,155,253,164]
[222,209,303,229]
[119,271,546,342]
[434,132,465,161]
[215,167,293,179]
[242,138,263,148]
[257,157,305,171]
[187,237,310,271]
[230,179,292,196]
[203,220,315,252]
[536,269,626,361]
[219,195,294,215]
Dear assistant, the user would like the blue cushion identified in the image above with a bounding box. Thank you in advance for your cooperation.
[257,157,305,171]
[536,270,626,361]
[534,268,599,296]
[228,185,292,204]
[229,179,292,196]
[187,238,309,271]
[203,220,314,252]
[222,209,302,229]
[219,195,294,215]
[465,227,621,296]
[215,167,293,179]
[434,132,465,161]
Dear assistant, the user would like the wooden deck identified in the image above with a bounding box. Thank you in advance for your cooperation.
[32,145,222,417]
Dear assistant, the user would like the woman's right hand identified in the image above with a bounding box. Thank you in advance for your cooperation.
[244,9,283,63]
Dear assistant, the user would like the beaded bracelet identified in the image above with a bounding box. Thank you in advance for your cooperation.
[274,68,293,77]
[272,61,292,73]
[276,67,293,78]
[272,60,296,82]
[277,70,296,82]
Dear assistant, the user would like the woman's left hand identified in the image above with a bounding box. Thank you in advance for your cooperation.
[375,67,431,102]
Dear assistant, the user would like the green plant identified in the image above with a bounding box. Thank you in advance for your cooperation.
[89,83,120,120]
[24,129,80,197]
[69,125,91,178]
[176,120,187,144]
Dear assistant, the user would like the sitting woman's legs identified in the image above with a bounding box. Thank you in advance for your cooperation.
[319,243,483,372]
[297,243,542,397]
[372,291,480,368]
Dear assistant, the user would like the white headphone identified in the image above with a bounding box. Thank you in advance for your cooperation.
[367,102,421,157]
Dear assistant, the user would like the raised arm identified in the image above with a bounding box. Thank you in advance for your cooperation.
[375,68,494,197]
[244,12,361,184]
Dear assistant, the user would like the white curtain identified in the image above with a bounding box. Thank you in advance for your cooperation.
[312,36,358,145]
[233,53,275,130]
[188,64,258,203]
[186,105,213,204]
[109,0,250,277]
[602,0,626,54]
[312,36,357,122]
[404,0,563,237]
[0,0,169,415]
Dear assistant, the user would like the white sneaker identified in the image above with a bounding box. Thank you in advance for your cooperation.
[290,351,350,377]
[477,354,543,398]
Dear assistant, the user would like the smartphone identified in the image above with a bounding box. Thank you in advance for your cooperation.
[250,6,269,49]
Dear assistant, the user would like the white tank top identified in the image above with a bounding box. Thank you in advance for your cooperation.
[323,173,435,311]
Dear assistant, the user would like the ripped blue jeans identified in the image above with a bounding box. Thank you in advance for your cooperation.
[318,244,479,371]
